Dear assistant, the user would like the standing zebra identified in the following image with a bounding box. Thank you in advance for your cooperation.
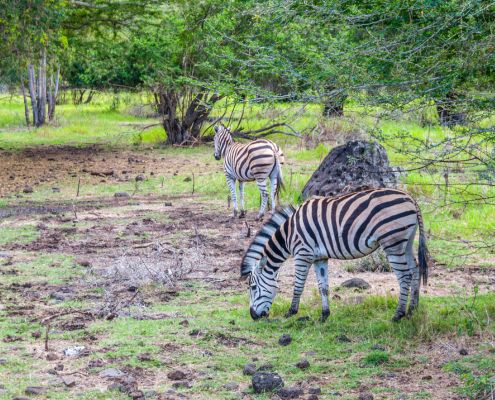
[241,188,431,322]
[213,124,284,219]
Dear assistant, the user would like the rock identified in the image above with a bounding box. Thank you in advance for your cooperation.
[25,386,46,395]
[164,202,173,207]
[295,359,310,370]
[341,278,370,290]
[87,359,104,368]
[459,348,468,356]
[137,353,152,362]
[63,346,86,357]
[359,392,374,400]
[0,359,6,365]
[167,370,187,381]
[308,387,322,395]
[76,258,92,267]
[23,186,33,194]
[50,291,72,301]
[243,363,257,376]
[307,395,319,400]
[371,344,385,351]
[252,372,284,393]
[223,382,239,391]
[171,381,192,389]
[422,375,433,380]
[114,192,130,198]
[31,330,41,339]
[52,187,60,193]
[278,334,292,346]
[54,363,64,371]
[135,174,145,182]
[336,334,351,342]
[301,140,399,199]
[99,368,124,378]
[277,386,304,398]
[257,363,274,372]
[46,352,59,361]
[129,390,145,399]
[144,390,158,398]
[62,376,76,387]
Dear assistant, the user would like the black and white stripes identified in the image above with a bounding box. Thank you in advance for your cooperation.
[241,188,431,322]
[213,124,284,219]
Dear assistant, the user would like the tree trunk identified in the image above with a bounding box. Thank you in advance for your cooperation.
[435,92,466,126]
[27,64,39,126]
[20,77,30,126]
[323,87,347,117]
[48,66,60,121]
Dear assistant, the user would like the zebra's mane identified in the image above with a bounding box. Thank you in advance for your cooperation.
[240,205,295,277]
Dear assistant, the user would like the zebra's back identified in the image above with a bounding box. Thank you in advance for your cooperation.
[289,189,419,260]
[225,139,280,181]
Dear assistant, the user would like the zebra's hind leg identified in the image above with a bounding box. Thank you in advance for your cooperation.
[238,182,246,218]
[226,175,238,217]
[255,178,269,220]
[285,257,312,318]
[406,227,420,317]
[269,168,279,212]
[313,259,330,322]
[383,240,414,322]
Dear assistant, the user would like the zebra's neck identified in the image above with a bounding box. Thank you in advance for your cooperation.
[220,133,234,157]
[263,220,291,271]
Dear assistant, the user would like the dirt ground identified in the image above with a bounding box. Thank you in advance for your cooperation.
[1,145,493,399]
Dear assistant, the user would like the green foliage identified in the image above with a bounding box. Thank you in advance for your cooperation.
[363,350,389,366]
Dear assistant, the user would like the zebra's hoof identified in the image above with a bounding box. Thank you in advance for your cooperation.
[284,309,297,318]
[391,311,406,322]
[256,214,264,221]
[233,210,238,218]
[320,311,330,323]
[239,210,246,219]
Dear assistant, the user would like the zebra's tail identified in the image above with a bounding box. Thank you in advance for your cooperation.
[274,155,285,202]
[416,203,431,286]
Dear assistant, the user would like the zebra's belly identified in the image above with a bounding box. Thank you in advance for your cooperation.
[313,240,380,261]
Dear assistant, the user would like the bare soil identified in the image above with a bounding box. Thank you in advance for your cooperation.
[1,146,493,399]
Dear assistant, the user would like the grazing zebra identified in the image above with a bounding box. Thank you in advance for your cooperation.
[240,188,431,322]
[213,124,284,219]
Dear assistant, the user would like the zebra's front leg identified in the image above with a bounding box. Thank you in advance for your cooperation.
[255,178,269,220]
[285,258,311,318]
[226,175,238,218]
[314,260,330,322]
[238,181,246,219]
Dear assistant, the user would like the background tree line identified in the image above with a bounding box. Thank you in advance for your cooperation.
[1,0,494,145]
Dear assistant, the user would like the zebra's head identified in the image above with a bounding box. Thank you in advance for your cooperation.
[248,256,278,320]
[213,124,233,160]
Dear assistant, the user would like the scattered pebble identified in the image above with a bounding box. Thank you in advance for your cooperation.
[31,330,41,339]
[341,278,371,289]
[252,372,284,393]
[135,174,145,181]
[277,386,303,398]
[23,186,33,194]
[358,392,374,400]
[308,387,321,395]
[336,334,351,342]
[371,344,385,351]
[295,358,310,370]
[167,370,187,381]
[25,386,46,395]
[114,192,130,198]
[422,375,433,380]
[63,346,86,357]
[243,363,257,376]
[278,334,292,346]
[459,348,468,356]
[62,376,76,387]
[99,368,124,378]
[171,381,192,389]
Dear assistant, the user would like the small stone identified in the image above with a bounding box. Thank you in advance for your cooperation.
[243,363,257,376]
[76,258,92,267]
[164,202,173,207]
[341,278,370,289]
[54,363,64,371]
[23,186,33,194]
[46,353,59,361]
[62,376,76,387]
[114,192,130,198]
[167,370,187,381]
[135,174,145,182]
[278,334,292,346]
[63,346,86,357]
[252,372,284,393]
[31,330,41,339]
[422,375,433,380]
[336,334,351,342]
[257,363,274,372]
[308,387,321,395]
[223,382,239,391]
[371,344,385,351]
[137,353,152,362]
[50,291,70,301]
[99,368,124,378]
[25,386,46,395]
[13,397,31,400]
[171,381,192,389]
[144,390,158,398]
[459,348,468,356]
[277,386,303,398]
[359,392,374,400]
[130,390,145,399]
[295,359,310,370]
[307,395,319,400]
[52,187,60,193]
[179,320,189,327]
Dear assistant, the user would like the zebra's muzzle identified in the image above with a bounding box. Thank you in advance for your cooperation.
[214,154,221,160]
[250,307,268,320]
